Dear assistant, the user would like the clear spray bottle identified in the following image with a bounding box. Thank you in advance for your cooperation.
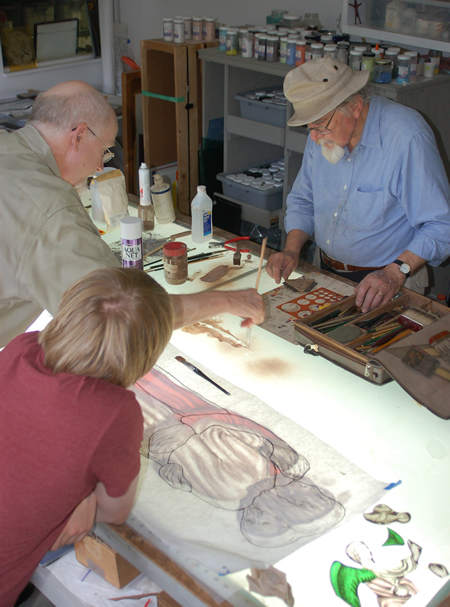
[191,185,213,243]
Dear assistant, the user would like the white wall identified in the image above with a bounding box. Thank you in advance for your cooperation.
[0,59,103,99]
[119,0,343,63]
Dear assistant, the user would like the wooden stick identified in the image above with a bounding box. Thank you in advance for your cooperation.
[143,231,192,259]
[370,328,413,354]
[246,237,268,347]
[143,242,166,259]
[255,237,268,291]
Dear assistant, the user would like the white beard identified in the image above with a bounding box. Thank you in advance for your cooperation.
[318,139,346,164]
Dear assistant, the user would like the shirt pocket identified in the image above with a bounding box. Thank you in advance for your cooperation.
[344,188,385,231]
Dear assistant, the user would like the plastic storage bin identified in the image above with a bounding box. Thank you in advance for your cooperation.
[234,88,287,127]
[217,159,288,210]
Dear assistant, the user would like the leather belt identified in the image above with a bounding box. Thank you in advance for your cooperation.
[321,252,385,273]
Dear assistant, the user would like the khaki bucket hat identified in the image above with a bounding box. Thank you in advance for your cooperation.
[284,57,369,126]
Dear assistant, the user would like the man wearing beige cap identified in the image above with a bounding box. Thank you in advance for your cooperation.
[266,57,450,313]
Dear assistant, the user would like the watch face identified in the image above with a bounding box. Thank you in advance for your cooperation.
[400,263,410,274]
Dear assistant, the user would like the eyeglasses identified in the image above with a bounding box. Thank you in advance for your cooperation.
[86,126,115,163]
[306,109,337,135]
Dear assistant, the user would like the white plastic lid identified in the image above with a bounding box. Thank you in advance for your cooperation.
[140,162,148,169]
[197,185,207,192]
[311,43,324,48]
[120,216,142,240]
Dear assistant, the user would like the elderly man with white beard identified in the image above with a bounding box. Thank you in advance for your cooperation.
[266,57,450,313]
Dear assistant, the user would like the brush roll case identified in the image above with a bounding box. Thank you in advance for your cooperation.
[294,288,450,417]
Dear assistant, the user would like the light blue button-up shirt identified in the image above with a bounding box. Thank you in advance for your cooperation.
[285,95,450,267]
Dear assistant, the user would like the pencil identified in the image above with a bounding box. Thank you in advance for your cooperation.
[370,328,413,353]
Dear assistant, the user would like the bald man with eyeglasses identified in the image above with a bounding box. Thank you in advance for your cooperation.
[0,81,265,347]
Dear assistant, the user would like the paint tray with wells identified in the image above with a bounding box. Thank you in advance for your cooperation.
[293,289,450,391]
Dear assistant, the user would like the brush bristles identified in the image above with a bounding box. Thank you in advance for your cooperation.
[399,307,440,330]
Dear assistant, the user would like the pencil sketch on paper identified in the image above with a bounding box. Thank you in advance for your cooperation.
[135,371,345,548]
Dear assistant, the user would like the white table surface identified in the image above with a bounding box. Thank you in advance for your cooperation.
[33,212,450,607]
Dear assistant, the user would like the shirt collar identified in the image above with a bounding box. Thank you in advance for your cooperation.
[17,124,61,177]
[359,96,382,150]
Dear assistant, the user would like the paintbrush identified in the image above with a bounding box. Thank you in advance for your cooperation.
[246,237,267,347]
[175,356,230,396]
[368,307,440,354]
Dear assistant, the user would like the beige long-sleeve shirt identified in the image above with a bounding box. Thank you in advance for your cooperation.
[0,125,119,347]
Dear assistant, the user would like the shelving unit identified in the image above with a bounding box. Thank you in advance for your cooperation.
[342,0,450,53]
[141,39,217,214]
[199,47,450,292]
[198,48,306,240]
[199,47,449,237]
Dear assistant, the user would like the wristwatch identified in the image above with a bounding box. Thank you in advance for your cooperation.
[392,259,411,278]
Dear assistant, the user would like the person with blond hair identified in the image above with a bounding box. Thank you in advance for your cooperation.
[0,267,173,607]
[0,80,265,348]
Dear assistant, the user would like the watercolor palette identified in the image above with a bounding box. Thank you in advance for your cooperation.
[276,287,345,319]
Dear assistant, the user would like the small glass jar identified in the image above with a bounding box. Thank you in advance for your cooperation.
[311,42,324,58]
[163,18,174,42]
[384,50,399,78]
[265,36,279,62]
[249,28,260,56]
[204,17,215,41]
[238,28,246,53]
[405,51,417,81]
[396,54,411,83]
[295,40,306,65]
[279,37,288,63]
[173,19,185,43]
[183,17,192,40]
[320,35,333,45]
[286,39,296,65]
[349,49,362,71]
[219,25,227,51]
[192,17,202,41]
[336,47,348,64]
[361,51,375,81]
[258,35,267,61]
[241,30,254,58]
[226,28,238,55]
[373,59,392,83]
[163,241,188,285]
[428,49,442,74]
[323,43,337,59]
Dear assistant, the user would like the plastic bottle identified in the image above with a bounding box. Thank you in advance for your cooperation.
[150,174,176,224]
[120,217,143,270]
[191,185,213,243]
[138,162,155,231]
[385,0,405,30]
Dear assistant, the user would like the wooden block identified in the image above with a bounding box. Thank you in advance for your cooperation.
[75,532,141,589]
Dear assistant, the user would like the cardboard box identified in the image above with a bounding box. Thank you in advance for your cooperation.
[75,532,141,589]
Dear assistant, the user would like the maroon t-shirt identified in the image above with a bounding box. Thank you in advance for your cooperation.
[0,332,143,606]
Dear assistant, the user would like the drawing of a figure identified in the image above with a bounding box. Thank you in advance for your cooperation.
[135,369,345,548]
[331,537,421,607]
